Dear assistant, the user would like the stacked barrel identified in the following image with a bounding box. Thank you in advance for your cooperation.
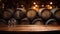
[0,8,60,25]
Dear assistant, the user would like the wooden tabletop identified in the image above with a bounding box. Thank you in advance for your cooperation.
[0,25,60,31]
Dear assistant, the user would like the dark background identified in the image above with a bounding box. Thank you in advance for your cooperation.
[1,0,60,9]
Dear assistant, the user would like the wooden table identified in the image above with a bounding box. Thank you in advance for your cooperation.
[0,25,60,31]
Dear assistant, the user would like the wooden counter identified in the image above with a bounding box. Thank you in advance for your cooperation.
[0,25,60,31]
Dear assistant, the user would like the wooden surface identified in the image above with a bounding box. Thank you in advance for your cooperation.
[0,25,60,31]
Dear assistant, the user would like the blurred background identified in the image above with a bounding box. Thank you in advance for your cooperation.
[0,0,60,32]
[1,0,60,9]
[0,0,60,30]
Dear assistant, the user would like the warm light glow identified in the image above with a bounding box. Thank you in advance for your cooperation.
[33,2,36,5]
[33,7,36,9]
[46,5,52,9]
[31,5,39,11]
[49,6,52,9]
[50,2,53,5]
[35,5,38,7]
[41,5,44,7]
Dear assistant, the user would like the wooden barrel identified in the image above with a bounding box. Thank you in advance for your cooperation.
[2,9,13,20]
[26,9,37,19]
[51,8,60,19]
[20,18,30,25]
[32,18,44,25]
[17,8,26,13]
[14,9,25,19]
[45,19,58,25]
[38,8,52,20]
